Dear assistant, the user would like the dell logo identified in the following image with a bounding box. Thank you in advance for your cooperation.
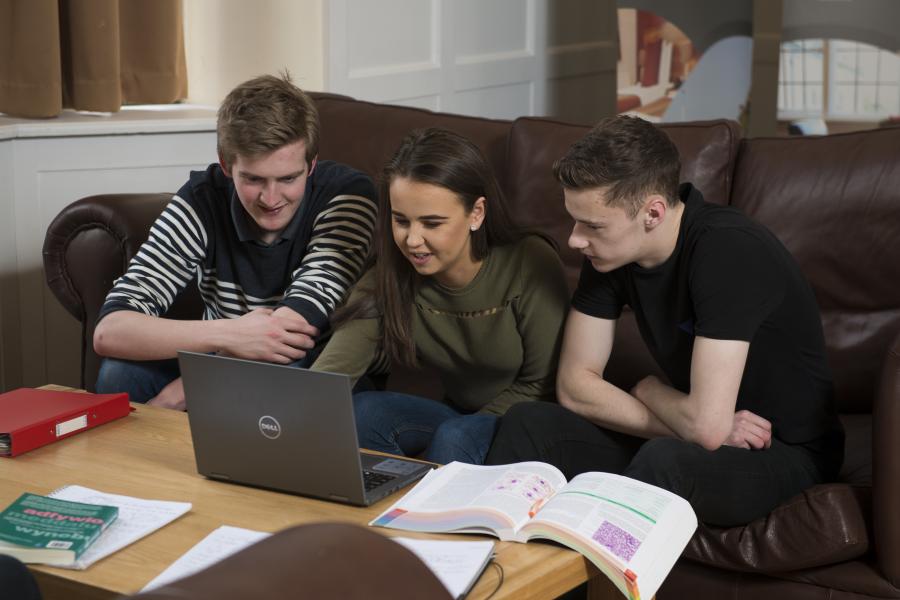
[258,415,281,439]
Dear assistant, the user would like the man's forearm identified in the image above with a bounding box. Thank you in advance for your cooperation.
[93,311,224,360]
[558,369,677,439]
[633,376,732,450]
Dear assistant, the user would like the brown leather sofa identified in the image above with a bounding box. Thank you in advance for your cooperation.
[43,92,900,599]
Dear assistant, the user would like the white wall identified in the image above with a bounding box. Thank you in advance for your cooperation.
[184,0,325,105]
[17,133,216,388]
[326,0,615,123]
[0,111,217,391]
[326,0,546,119]
[663,36,752,122]
[546,0,618,124]
[184,0,616,123]
[0,141,20,392]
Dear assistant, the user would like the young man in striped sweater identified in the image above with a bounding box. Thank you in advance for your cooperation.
[92,74,377,410]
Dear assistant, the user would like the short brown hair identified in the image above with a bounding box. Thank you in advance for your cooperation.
[553,115,681,217]
[216,73,319,167]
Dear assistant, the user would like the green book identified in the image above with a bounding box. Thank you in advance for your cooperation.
[0,492,118,566]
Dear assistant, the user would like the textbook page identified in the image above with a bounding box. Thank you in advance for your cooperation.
[522,472,697,599]
[395,537,494,600]
[372,462,566,540]
[48,485,192,570]
[142,526,270,591]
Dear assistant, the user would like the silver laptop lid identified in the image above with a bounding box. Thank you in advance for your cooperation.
[179,351,370,505]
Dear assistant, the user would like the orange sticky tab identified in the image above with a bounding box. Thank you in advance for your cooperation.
[624,569,641,600]
[528,497,547,518]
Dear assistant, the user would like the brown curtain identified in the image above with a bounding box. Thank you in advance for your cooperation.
[0,0,187,118]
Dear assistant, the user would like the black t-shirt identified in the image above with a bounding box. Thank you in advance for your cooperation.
[572,183,842,445]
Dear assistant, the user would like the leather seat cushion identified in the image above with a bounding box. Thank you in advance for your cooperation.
[683,483,870,572]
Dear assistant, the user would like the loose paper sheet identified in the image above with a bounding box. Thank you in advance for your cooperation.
[142,525,270,591]
[49,485,191,570]
[395,537,495,599]
[142,525,494,600]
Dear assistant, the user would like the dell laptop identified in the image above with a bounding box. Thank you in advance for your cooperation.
[178,351,432,506]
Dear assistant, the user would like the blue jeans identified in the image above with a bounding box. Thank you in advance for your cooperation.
[95,357,180,403]
[353,391,499,465]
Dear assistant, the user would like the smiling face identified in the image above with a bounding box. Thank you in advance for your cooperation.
[389,177,485,288]
[221,140,312,245]
[565,187,648,272]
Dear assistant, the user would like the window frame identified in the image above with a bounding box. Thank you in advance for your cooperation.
[777,38,900,122]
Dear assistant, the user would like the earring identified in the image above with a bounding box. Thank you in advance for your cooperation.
[470,225,477,232]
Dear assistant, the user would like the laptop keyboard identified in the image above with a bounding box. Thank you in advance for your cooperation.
[363,469,397,491]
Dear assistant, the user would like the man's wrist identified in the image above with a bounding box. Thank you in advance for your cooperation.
[273,305,304,322]
[632,374,658,403]
[206,317,231,355]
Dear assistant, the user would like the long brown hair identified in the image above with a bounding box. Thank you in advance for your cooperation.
[338,128,523,367]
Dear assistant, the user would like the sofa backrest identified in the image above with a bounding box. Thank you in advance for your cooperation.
[309,98,743,392]
[730,129,900,414]
[310,92,513,189]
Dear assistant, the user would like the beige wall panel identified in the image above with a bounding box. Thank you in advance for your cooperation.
[184,0,325,105]
[5,129,215,390]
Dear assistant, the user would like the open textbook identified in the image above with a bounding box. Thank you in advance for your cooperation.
[371,461,698,600]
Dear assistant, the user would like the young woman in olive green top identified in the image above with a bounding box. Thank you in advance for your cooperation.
[312,128,569,464]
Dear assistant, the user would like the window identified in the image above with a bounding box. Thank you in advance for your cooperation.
[778,39,900,120]
[778,40,824,114]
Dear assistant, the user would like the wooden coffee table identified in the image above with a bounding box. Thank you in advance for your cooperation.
[0,387,621,599]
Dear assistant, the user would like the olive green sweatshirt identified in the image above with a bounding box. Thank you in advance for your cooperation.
[311,235,569,415]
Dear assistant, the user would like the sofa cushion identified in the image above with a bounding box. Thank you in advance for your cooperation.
[683,483,870,573]
[310,92,512,187]
[731,129,900,414]
[504,116,741,285]
[664,556,900,600]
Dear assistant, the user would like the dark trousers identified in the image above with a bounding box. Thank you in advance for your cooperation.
[485,402,840,527]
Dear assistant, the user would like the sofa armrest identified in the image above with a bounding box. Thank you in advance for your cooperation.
[43,194,171,320]
[874,327,900,586]
[42,193,203,391]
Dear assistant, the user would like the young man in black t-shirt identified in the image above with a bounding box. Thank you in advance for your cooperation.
[485,116,844,526]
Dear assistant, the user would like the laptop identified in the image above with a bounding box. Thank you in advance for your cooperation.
[178,351,433,506]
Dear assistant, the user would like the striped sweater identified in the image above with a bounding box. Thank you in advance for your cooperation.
[98,161,377,330]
